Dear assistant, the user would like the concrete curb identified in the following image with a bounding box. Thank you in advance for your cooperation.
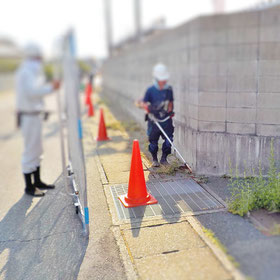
[94,148,109,185]
[111,226,138,280]
[186,216,246,280]
[98,147,243,279]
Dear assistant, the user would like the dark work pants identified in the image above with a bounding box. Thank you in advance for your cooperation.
[147,118,174,156]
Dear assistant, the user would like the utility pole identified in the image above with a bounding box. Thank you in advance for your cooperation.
[104,0,113,56]
[134,0,141,39]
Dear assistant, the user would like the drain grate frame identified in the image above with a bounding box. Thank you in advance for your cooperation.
[110,179,225,221]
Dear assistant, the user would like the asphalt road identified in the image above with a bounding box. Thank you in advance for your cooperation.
[0,90,89,280]
[0,90,126,280]
[197,176,280,280]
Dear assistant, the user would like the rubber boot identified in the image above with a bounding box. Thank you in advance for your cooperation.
[24,173,45,197]
[33,166,55,190]
[151,153,160,167]
[160,153,169,165]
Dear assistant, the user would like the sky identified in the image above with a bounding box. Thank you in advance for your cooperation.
[0,0,266,59]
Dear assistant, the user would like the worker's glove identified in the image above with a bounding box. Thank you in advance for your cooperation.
[143,104,156,114]
[143,104,150,113]
[52,80,60,90]
[169,111,175,118]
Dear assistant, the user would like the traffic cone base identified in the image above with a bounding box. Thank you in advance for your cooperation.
[96,135,110,141]
[118,139,158,208]
[119,193,157,208]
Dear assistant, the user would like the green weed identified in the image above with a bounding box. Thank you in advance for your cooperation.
[156,161,180,176]
[203,227,227,253]
[270,224,280,235]
[202,227,240,267]
[228,140,280,216]
[195,176,209,184]
[0,58,21,72]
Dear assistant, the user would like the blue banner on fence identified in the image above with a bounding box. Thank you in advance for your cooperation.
[78,119,83,139]
[84,207,89,224]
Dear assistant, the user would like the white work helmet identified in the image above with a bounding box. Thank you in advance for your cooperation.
[24,43,42,58]
[153,63,170,81]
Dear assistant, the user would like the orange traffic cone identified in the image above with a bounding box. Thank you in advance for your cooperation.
[85,83,92,105]
[96,108,110,141]
[88,98,94,117]
[118,140,158,208]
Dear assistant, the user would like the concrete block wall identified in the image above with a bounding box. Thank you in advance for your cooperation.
[102,6,280,175]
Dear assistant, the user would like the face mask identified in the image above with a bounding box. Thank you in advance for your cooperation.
[154,79,168,90]
[32,60,42,73]
[27,59,42,74]
[154,79,160,89]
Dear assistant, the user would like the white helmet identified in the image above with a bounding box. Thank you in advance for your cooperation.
[153,63,169,81]
[24,43,42,58]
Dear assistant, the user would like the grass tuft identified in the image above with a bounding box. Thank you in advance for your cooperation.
[156,161,180,176]
[202,227,240,268]
[106,121,125,132]
[228,139,280,216]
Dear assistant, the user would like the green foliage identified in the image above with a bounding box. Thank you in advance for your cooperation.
[202,227,240,267]
[43,63,54,81]
[0,58,21,72]
[78,60,91,74]
[228,140,280,216]
[43,62,62,81]
[203,227,227,253]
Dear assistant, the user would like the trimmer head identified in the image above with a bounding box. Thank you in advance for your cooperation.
[178,163,192,173]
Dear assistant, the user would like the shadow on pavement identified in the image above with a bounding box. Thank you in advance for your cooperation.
[147,175,182,224]
[44,122,60,139]
[0,175,88,280]
[128,206,147,237]
[0,131,19,141]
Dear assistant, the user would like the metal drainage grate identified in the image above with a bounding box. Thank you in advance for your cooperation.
[110,179,225,221]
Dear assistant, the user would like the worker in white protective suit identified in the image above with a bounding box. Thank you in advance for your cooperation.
[16,43,60,197]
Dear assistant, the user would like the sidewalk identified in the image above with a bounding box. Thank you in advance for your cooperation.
[1,88,278,279]
[82,94,245,280]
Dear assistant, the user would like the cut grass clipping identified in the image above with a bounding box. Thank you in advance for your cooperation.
[106,121,125,132]
[107,120,141,133]
[228,139,280,216]
[156,161,181,176]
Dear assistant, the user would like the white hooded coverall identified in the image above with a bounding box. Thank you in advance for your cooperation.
[16,59,53,174]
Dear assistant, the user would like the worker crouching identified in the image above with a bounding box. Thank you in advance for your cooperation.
[140,63,174,167]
